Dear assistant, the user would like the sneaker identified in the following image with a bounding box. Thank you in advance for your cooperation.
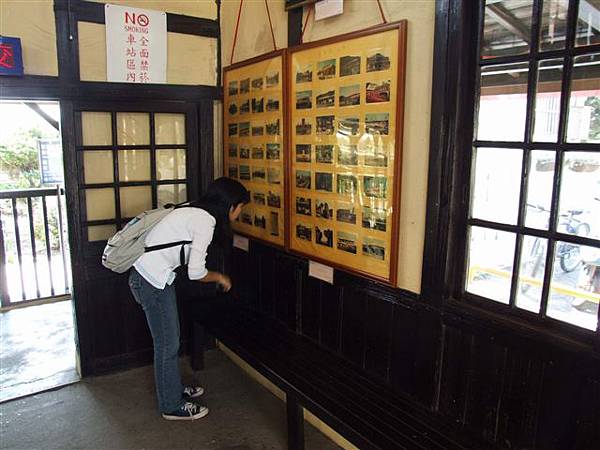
[183,386,205,399]
[162,401,209,421]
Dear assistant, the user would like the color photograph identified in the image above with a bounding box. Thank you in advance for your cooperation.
[366,52,390,72]
[228,123,237,136]
[296,170,311,189]
[266,144,280,160]
[266,119,280,135]
[254,214,266,229]
[252,97,264,113]
[362,236,385,260]
[296,64,312,83]
[296,196,312,216]
[296,144,311,162]
[362,206,387,231]
[266,72,279,87]
[251,77,263,90]
[339,117,360,136]
[364,176,387,198]
[267,168,281,184]
[296,90,312,109]
[365,152,388,167]
[266,97,280,111]
[366,81,390,103]
[316,89,335,108]
[336,203,357,225]
[239,122,250,137]
[253,191,266,205]
[251,145,264,159]
[296,118,312,135]
[239,99,250,114]
[337,231,358,254]
[296,223,312,241]
[315,172,333,192]
[340,56,361,77]
[252,167,266,181]
[317,59,336,80]
[251,124,264,136]
[228,80,238,96]
[315,226,334,247]
[315,145,333,164]
[365,113,389,135]
[241,212,252,225]
[239,146,250,159]
[338,144,358,165]
[339,85,360,107]
[315,199,334,219]
[337,174,358,195]
[316,115,335,135]
[240,78,250,94]
[267,191,281,208]
[239,165,251,180]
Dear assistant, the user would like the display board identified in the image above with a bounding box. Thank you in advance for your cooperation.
[287,22,406,284]
[223,51,287,247]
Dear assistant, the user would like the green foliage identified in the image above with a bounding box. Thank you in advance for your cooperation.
[584,96,600,140]
[0,127,48,190]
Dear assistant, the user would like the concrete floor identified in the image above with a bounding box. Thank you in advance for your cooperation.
[0,349,342,450]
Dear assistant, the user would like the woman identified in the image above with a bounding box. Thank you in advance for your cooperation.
[128,177,250,421]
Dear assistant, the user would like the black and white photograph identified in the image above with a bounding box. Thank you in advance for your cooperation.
[365,113,389,135]
[228,165,238,179]
[251,77,263,90]
[362,236,385,260]
[239,146,250,159]
[315,172,333,192]
[252,167,266,181]
[338,144,358,165]
[239,99,250,114]
[336,203,356,224]
[366,81,390,103]
[337,231,358,254]
[315,199,333,219]
[296,144,311,162]
[251,145,264,159]
[228,102,237,115]
[296,64,312,83]
[340,55,361,77]
[316,115,335,135]
[239,122,250,137]
[296,170,311,189]
[251,124,264,136]
[339,85,360,106]
[366,52,390,72]
[364,176,387,198]
[241,212,252,225]
[266,118,280,135]
[316,89,335,108]
[267,191,281,208]
[317,59,336,80]
[252,97,264,113]
[266,143,280,160]
[270,212,279,236]
[254,214,266,229]
[339,117,360,136]
[266,72,279,87]
[365,152,388,167]
[362,206,387,231]
[296,223,312,241]
[337,174,358,195]
[240,78,250,94]
[228,143,237,157]
[228,80,238,96]
[266,97,280,111]
[267,168,281,184]
[315,145,333,164]
[315,226,333,247]
[239,165,251,180]
[296,90,312,109]
[296,196,312,216]
[296,118,312,135]
[253,191,266,205]
[228,123,238,136]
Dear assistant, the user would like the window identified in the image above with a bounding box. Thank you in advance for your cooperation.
[464,0,600,332]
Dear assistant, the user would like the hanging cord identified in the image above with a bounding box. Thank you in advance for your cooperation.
[301,5,313,43]
[376,0,388,24]
[264,0,277,50]
[230,0,244,65]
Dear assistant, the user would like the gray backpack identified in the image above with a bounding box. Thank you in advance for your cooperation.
[101,204,191,273]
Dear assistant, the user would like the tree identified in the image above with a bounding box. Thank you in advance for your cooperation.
[584,96,600,141]
[0,127,45,190]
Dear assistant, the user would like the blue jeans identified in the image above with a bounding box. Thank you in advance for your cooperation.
[129,268,184,413]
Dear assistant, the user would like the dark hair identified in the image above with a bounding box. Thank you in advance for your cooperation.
[192,177,250,245]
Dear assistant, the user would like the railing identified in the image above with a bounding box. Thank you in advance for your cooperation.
[0,186,70,308]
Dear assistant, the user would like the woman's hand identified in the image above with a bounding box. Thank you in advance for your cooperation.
[217,273,232,292]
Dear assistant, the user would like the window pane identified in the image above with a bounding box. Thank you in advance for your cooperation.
[88,225,116,242]
[558,152,600,240]
[547,243,599,331]
[533,59,563,142]
[85,188,115,221]
[540,0,568,52]
[466,226,516,304]
[120,186,151,218]
[478,63,529,141]
[567,54,600,144]
[118,150,150,182]
[524,150,555,229]
[482,0,532,59]
[471,147,523,225]
[576,1,600,47]
[156,149,186,180]
[82,112,111,146]
[157,184,187,207]
[516,235,547,313]
[116,113,150,145]
[155,113,186,145]
[83,151,113,184]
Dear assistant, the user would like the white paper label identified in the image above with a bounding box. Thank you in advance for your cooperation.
[233,234,249,252]
[315,0,344,21]
[309,261,334,284]
[105,4,167,83]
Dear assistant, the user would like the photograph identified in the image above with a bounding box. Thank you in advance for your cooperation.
[296,170,311,189]
[239,122,250,137]
[266,97,280,111]
[266,143,280,160]
[251,145,264,159]
[337,174,358,195]
[316,89,335,108]
[296,118,312,135]
[228,123,238,136]
[228,102,237,115]
[239,165,251,180]
[228,80,238,96]
[315,199,333,219]
[339,85,360,107]
[252,97,264,113]
[365,113,389,135]
[296,223,312,241]
[338,117,360,136]
[228,165,238,179]
[296,64,312,83]
[296,90,312,109]
[296,144,311,163]
[251,77,263,90]
[366,52,391,72]
[362,236,386,260]
[315,226,333,247]
[240,78,250,94]
[239,146,250,159]
[254,214,266,229]
[336,203,357,224]
[362,206,387,231]
[296,196,312,216]
[315,145,333,164]
[239,99,250,114]
[252,125,264,136]
[228,143,237,158]
[315,172,333,192]
[267,168,281,184]
[316,115,335,135]
[338,144,358,165]
[340,56,361,77]
[317,59,336,80]
[252,167,266,181]
[270,212,279,236]
[253,191,266,205]
[365,152,388,167]
[266,119,280,135]
[337,231,358,254]
[241,212,252,225]
[366,81,391,103]
[266,72,279,87]
[267,191,281,208]
[364,176,388,198]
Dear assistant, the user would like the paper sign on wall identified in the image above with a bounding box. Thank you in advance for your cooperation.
[315,0,344,21]
[105,4,167,83]
[309,261,334,284]
[233,234,250,252]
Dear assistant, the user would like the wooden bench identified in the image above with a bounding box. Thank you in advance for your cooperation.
[190,299,489,450]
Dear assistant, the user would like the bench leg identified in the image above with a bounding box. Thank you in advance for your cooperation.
[286,394,304,450]
[191,321,205,371]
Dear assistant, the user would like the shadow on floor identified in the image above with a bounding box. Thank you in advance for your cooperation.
[0,300,79,403]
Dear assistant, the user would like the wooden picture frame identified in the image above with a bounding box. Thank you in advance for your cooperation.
[223,50,288,248]
[286,21,407,285]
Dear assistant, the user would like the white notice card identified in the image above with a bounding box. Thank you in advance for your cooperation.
[233,234,249,252]
[309,261,334,284]
[315,0,344,21]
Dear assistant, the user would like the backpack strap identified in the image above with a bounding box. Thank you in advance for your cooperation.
[145,240,192,268]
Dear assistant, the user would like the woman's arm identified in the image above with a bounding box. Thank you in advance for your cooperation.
[198,271,232,292]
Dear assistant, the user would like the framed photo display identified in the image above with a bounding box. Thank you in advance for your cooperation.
[223,50,287,247]
[287,22,407,284]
